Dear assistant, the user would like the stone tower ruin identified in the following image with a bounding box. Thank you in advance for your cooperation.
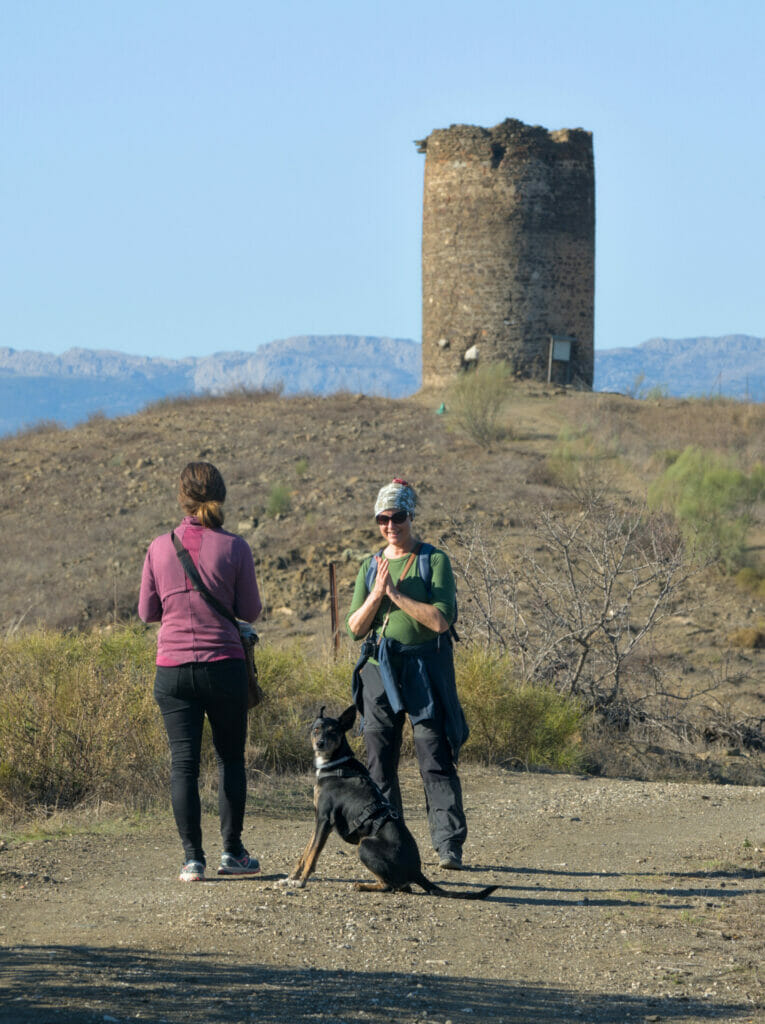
[417,118,594,388]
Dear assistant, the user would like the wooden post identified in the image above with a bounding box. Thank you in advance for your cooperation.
[328,562,339,657]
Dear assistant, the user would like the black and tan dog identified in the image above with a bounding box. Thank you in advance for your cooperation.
[282,705,496,899]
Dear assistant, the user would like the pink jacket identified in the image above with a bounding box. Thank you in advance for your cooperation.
[138,517,261,666]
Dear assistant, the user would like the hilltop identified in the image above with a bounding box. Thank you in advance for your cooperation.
[2,333,764,436]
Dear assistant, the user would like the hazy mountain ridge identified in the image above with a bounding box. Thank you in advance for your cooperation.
[594,334,765,400]
[2,333,763,436]
[0,335,421,435]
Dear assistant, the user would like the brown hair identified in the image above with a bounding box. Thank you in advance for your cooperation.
[178,462,226,528]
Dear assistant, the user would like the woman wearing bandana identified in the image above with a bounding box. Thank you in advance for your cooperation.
[346,479,469,870]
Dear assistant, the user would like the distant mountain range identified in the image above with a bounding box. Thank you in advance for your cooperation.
[1,333,762,435]
[0,335,420,435]
[594,334,765,400]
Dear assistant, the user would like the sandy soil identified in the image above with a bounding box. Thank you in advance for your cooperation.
[1,765,763,1024]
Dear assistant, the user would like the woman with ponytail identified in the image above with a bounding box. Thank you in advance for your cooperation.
[139,462,262,882]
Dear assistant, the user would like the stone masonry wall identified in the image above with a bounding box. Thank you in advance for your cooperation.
[417,119,595,388]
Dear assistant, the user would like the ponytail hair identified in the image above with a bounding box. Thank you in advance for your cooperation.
[178,462,226,529]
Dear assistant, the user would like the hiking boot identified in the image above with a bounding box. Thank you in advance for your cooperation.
[438,847,463,870]
[179,860,206,882]
[218,850,261,876]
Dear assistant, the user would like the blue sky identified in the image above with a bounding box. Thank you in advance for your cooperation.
[2,0,763,359]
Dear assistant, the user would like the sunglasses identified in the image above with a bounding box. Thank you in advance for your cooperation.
[376,510,409,526]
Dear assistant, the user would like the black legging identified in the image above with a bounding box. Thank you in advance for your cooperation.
[154,658,249,864]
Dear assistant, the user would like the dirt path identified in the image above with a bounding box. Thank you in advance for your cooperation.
[1,766,763,1024]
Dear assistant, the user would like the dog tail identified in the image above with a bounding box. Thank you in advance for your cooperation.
[415,873,497,900]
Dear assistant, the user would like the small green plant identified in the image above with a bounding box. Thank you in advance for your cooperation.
[448,361,512,448]
[266,482,291,517]
[648,445,765,571]
[294,457,309,478]
[545,425,594,486]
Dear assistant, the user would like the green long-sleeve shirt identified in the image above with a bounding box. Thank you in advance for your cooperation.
[345,547,456,646]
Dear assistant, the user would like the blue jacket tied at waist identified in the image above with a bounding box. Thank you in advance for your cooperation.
[352,634,469,763]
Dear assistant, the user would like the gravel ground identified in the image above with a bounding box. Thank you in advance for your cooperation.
[1,766,763,1024]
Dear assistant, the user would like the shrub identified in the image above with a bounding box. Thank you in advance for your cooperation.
[0,625,590,822]
[266,483,292,517]
[544,423,625,487]
[14,418,64,437]
[734,567,765,598]
[246,644,358,773]
[0,626,165,818]
[0,628,359,821]
[726,628,765,650]
[447,362,512,448]
[648,446,765,571]
[625,373,669,401]
[456,646,584,771]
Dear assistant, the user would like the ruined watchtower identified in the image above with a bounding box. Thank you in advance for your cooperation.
[417,118,595,388]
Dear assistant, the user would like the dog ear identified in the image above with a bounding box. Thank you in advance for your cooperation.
[338,705,357,732]
[318,705,326,720]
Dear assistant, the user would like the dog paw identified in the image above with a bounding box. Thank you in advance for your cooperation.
[286,877,306,888]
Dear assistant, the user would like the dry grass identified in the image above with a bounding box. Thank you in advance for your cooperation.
[0,626,588,823]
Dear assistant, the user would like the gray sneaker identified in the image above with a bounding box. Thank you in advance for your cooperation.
[438,848,463,870]
[218,850,261,876]
[179,860,206,882]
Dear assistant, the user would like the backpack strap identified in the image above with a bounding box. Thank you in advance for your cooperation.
[417,541,460,642]
[362,542,459,642]
[364,549,385,594]
[366,543,435,594]
[416,542,435,595]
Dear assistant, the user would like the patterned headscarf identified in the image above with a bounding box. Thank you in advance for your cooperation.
[374,478,418,517]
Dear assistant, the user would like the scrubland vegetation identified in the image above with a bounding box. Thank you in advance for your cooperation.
[1,374,764,826]
[0,627,583,822]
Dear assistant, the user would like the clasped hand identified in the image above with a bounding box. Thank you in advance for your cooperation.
[372,557,398,601]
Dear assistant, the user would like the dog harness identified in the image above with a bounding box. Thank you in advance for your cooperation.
[316,757,399,836]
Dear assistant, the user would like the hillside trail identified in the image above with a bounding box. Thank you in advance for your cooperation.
[1,766,763,1024]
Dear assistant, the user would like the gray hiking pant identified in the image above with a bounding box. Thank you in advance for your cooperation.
[359,661,467,856]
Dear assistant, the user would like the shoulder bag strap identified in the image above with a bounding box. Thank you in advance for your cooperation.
[171,530,238,628]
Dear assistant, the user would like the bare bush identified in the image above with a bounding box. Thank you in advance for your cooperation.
[447,487,765,761]
[448,487,692,702]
